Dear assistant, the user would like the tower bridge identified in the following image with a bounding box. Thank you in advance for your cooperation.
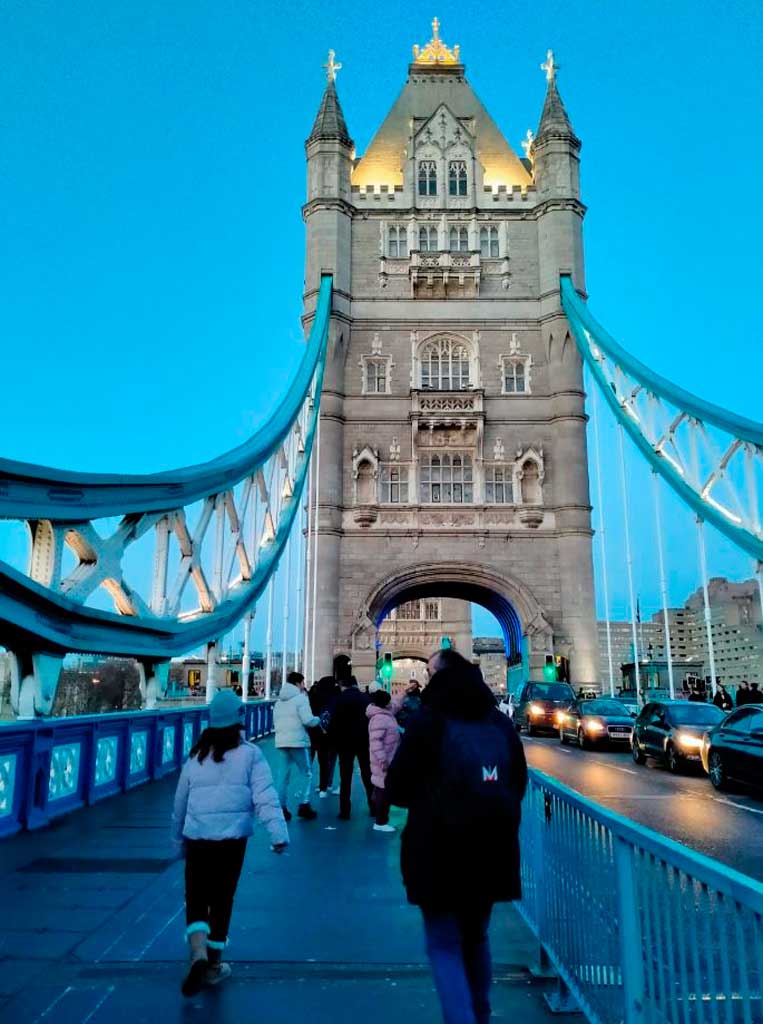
[0,20,762,1024]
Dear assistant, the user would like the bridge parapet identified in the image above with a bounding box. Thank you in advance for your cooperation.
[0,700,274,839]
[520,767,763,1020]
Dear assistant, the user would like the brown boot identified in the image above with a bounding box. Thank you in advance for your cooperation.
[181,929,209,997]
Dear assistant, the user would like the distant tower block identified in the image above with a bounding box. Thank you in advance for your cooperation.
[303,26,598,686]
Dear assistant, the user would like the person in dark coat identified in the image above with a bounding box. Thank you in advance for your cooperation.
[309,676,341,797]
[737,682,750,706]
[713,684,733,711]
[750,681,763,705]
[328,676,374,820]
[386,649,527,1024]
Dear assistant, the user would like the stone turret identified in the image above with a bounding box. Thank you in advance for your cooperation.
[303,53,353,677]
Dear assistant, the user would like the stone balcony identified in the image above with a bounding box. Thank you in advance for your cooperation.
[409,249,480,297]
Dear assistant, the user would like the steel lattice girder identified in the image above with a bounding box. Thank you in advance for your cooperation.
[0,276,333,657]
[561,275,763,561]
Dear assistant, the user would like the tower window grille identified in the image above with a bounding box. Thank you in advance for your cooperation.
[388,226,408,258]
[364,359,388,394]
[419,453,473,504]
[503,358,528,394]
[380,465,409,503]
[448,161,468,196]
[448,227,469,252]
[485,465,513,504]
[420,337,471,390]
[418,160,437,196]
[480,227,499,258]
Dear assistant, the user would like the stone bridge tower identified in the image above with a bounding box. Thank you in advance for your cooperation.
[302,26,598,686]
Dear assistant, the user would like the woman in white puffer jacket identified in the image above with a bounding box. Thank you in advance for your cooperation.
[273,671,320,821]
[172,689,289,997]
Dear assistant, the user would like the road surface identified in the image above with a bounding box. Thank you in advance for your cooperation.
[522,732,763,881]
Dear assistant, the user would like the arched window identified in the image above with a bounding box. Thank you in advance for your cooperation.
[480,227,499,258]
[448,161,468,196]
[418,161,437,196]
[419,453,473,504]
[419,226,438,252]
[448,227,469,252]
[420,337,472,390]
[520,460,542,505]
[388,226,408,259]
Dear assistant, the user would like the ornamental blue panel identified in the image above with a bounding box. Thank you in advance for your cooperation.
[48,743,80,802]
[182,722,193,757]
[95,736,118,786]
[162,725,175,764]
[129,730,148,775]
[0,753,16,818]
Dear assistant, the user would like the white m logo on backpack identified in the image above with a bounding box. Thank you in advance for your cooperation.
[482,765,498,782]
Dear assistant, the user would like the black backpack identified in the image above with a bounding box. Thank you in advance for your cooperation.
[432,714,521,829]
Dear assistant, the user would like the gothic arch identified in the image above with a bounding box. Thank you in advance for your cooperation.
[415,331,478,391]
[353,560,552,663]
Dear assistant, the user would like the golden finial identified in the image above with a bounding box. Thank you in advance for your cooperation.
[323,49,343,82]
[413,17,461,65]
[540,49,560,83]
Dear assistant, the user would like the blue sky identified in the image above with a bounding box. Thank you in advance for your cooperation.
[1,1,760,648]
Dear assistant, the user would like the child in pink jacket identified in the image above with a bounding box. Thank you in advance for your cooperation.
[366,690,401,833]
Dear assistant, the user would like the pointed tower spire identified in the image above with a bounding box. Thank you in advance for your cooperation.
[307,51,353,148]
[536,50,577,142]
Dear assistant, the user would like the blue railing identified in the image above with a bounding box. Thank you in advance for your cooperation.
[0,700,274,838]
[518,768,763,1024]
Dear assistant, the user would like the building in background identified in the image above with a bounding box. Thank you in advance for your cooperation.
[378,597,471,692]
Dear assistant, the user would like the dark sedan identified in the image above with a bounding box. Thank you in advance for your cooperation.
[559,699,635,749]
[701,704,763,792]
[632,700,725,773]
[513,681,576,735]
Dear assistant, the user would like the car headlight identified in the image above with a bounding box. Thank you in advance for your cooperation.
[529,703,543,716]
[554,710,566,724]
[586,719,605,733]
[676,732,703,750]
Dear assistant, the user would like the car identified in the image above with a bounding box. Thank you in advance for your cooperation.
[513,681,576,735]
[558,699,635,749]
[631,700,726,773]
[700,704,763,792]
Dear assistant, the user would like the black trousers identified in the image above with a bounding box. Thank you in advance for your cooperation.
[338,745,374,818]
[310,733,337,791]
[372,785,390,826]
[185,837,247,946]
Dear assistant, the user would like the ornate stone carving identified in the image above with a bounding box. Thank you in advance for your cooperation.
[420,512,476,527]
[389,437,401,462]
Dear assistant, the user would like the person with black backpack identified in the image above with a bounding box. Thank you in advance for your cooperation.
[309,676,341,798]
[386,648,527,1024]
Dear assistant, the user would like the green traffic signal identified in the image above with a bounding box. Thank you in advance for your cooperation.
[543,655,557,681]
[381,653,394,680]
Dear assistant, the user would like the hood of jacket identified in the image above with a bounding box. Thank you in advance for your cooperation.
[366,704,396,722]
[278,682,301,702]
[422,665,496,721]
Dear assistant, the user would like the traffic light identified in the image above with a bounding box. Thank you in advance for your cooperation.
[555,655,570,683]
[543,655,557,682]
[381,653,394,684]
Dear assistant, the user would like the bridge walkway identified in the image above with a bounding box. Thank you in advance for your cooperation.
[0,742,574,1023]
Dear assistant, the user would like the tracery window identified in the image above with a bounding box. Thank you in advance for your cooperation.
[420,337,471,390]
[448,161,468,196]
[480,227,499,258]
[424,600,442,620]
[365,359,387,394]
[419,226,438,252]
[448,227,469,252]
[380,465,409,503]
[418,160,437,196]
[395,601,421,620]
[501,356,530,394]
[419,453,473,504]
[485,465,513,504]
[388,226,408,258]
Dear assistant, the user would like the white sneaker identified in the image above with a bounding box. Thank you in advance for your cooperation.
[331,787,341,795]
[319,790,328,799]
[206,962,232,986]
[373,823,396,833]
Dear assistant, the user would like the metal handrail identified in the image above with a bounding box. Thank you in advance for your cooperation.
[518,767,763,1024]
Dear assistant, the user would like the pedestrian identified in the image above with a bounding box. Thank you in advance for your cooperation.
[309,675,341,798]
[713,684,733,711]
[171,690,288,997]
[367,689,401,833]
[396,680,423,730]
[387,648,527,1024]
[328,675,374,820]
[737,681,750,706]
[273,671,320,821]
[750,681,763,705]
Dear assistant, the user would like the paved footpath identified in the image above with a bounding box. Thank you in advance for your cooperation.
[0,742,575,1023]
